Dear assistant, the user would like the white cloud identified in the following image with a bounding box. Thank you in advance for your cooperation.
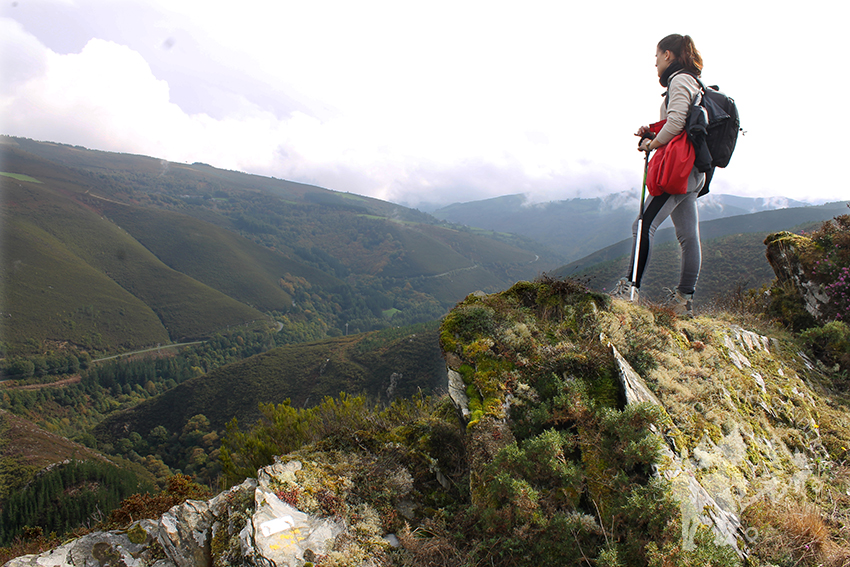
[0,18,48,96]
[2,2,849,208]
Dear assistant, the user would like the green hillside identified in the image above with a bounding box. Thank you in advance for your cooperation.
[0,217,170,350]
[93,322,445,445]
[554,203,850,302]
[0,409,156,547]
[95,200,341,312]
[431,192,829,263]
[560,202,850,275]
[433,193,637,261]
[7,137,432,223]
[1,136,559,355]
[1,180,266,351]
[0,408,155,507]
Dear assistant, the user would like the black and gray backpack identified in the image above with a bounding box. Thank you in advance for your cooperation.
[684,75,741,172]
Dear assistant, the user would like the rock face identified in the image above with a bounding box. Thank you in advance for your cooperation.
[243,461,345,567]
[609,339,747,558]
[765,231,831,322]
[3,520,169,567]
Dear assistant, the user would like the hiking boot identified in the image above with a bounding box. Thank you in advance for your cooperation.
[664,288,693,317]
[611,278,639,303]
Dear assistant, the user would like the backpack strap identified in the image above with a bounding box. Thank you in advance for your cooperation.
[664,70,704,108]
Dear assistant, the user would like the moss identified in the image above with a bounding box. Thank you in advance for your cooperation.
[91,542,123,564]
[208,500,251,567]
[441,304,496,345]
[502,280,540,307]
[681,414,724,454]
[438,327,458,354]
[588,365,621,410]
[146,539,168,561]
[210,524,230,566]
[125,522,147,545]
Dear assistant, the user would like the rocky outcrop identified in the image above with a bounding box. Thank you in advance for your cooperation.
[4,463,388,567]
[765,231,830,322]
[609,339,747,558]
[440,278,850,563]
[8,275,850,566]
[3,520,169,567]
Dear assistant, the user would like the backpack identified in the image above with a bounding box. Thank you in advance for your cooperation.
[683,75,741,171]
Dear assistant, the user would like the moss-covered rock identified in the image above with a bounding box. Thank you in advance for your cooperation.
[764,231,829,327]
[441,275,850,566]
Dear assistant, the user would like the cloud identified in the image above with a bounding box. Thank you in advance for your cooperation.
[2,2,849,208]
[0,18,48,95]
[1,29,294,174]
[1,21,636,207]
[1,5,658,206]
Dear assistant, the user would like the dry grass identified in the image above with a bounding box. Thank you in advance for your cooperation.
[397,520,464,567]
[0,409,106,467]
[745,499,850,567]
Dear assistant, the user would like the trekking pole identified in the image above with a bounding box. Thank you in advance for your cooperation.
[630,137,652,302]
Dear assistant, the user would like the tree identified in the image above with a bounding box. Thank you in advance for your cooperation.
[7,360,34,378]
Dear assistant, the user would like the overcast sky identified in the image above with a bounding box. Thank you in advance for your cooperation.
[1,0,847,208]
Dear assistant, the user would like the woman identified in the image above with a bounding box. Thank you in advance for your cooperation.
[616,34,705,317]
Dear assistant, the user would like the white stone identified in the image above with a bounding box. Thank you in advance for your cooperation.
[260,515,295,536]
[251,481,345,567]
[447,368,470,419]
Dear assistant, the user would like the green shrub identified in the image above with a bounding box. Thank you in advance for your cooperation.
[801,321,850,374]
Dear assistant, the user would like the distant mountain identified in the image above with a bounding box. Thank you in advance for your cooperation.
[431,192,816,263]
[551,202,850,300]
[0,136,559,355]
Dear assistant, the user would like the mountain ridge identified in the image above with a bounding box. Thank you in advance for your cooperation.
[430,191,836,262]
[0,136,558,355]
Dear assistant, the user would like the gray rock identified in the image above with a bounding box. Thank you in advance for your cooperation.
[243,462,345,567]
[765,232,831,322]
[158,499,214,567]
[4,521,171,567]
[447,368,470,421]
[608,338,749,559]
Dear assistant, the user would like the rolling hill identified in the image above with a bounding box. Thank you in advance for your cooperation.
[0,408,155,501]
[93,322,446,446]
[0,136,559,355]
[1,179,268,350]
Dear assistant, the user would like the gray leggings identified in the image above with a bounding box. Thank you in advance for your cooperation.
[628,189,702,295]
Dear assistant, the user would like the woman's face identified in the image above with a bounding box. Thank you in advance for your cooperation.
[655,48,673,78]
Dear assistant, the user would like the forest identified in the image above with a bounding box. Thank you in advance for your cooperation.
[0,327,293,491]
[0,459,153,546]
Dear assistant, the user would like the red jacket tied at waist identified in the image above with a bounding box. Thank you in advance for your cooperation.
[646,120,694,196]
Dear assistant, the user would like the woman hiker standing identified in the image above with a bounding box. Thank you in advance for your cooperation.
[614,34,705,317]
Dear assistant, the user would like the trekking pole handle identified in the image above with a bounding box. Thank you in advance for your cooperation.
[638,131,655,154]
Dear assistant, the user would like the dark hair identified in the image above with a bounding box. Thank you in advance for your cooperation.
[658,34,703,76]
